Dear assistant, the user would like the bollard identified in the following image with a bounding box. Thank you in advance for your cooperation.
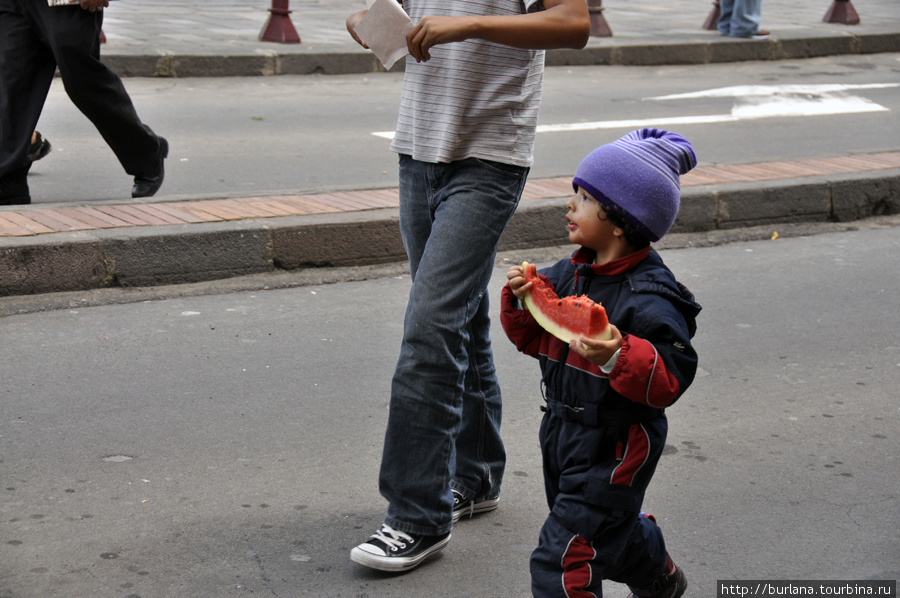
[823,0,860,24]
[702,0,720,31]
[259,0,301,44]
[586,0,612,37]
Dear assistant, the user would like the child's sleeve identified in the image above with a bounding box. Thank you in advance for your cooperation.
[500,282,545,359]
[607,315,698,409]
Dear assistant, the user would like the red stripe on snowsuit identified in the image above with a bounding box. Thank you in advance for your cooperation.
[562,535,598,598]
[610,335,681,408]
[610,424,651,486]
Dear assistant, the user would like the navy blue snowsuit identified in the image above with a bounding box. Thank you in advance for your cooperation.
[500,246,701,597]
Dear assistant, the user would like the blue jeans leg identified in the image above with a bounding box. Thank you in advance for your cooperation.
[451,288,506,503]
[718,0,762,37]
[379,155,527,536]
[717,0,734,35]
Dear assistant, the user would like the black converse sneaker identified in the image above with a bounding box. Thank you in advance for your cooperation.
[350,524,450,572]
[452,489,500,523]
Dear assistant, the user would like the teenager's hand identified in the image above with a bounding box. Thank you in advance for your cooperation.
[569,325,623,367]
[506,265,533,300]
[80,0,109,12]
[346,9,370,48]
[406,15,473,62]
[405,0,590,62]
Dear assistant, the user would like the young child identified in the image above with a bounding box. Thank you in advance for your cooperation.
[501,128,701,598]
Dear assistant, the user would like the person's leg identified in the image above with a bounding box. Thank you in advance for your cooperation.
[380,156,527,536]
[32,3,163,177]
[0,0,56,204]
[352,156,526,571]
[531,511,684,598]
[716,0,735,35]
[619,513,687,598]
[394,156,506,518]
[451,288,506,508]
[727,0,763,37]
[531,418,680,597]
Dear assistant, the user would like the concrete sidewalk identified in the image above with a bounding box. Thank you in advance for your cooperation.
[1,0,900,298]
[94,0,900,76]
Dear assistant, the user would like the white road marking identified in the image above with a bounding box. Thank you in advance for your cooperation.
[371,83,898,139]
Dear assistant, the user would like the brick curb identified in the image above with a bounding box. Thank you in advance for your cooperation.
[2,169,898,297]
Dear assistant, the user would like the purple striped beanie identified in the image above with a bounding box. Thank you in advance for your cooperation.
[572,128,697,242]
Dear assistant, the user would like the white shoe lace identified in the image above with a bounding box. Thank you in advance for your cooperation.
[372,525,414,552]
[453,491,474,519]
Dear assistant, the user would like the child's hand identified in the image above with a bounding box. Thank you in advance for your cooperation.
[506,265,532,300]
[569,324,623,367]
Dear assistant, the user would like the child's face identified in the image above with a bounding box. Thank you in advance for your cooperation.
[566,186,617,250]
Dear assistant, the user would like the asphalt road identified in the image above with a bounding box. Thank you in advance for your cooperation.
[1,219,898,597]
[26,53,900,204]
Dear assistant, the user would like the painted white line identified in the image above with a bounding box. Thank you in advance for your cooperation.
[648,83,900,100]
[731,95,888,118]
[536,114,737,133]
[371,83,897,139]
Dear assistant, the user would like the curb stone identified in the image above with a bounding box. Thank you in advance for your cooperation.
[3,171,899,298]
[96,32,900,77]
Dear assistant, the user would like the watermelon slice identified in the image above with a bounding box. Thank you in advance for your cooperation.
[520,261,612,343]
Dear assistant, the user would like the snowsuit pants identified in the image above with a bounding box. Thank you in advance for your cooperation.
[531,406,670,597]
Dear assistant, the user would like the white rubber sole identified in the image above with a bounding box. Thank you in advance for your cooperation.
[350,534,451,572]
[452,497,500,523]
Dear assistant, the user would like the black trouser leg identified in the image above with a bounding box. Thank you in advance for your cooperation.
[0,0,57,203]
[32,2,162,177]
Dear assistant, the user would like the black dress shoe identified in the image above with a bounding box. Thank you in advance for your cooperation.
[28,131,52,162]
[132,137,168,198]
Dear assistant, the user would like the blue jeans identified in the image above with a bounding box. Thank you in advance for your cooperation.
[718,0,763,37]
[379,155,529,537]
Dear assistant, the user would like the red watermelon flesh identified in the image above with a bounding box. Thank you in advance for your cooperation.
[521,262,612,343]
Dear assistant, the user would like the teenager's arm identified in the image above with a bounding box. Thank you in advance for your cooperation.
[407,0,591,62]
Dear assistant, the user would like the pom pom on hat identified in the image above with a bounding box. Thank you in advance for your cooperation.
[572,128,697,242]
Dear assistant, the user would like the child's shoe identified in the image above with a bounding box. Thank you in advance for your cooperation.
[627,513,687,597]
[626,554,687,598]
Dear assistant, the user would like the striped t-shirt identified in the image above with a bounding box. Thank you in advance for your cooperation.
[390,0,546,168]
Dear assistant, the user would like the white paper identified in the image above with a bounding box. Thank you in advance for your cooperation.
[353,0,412,70]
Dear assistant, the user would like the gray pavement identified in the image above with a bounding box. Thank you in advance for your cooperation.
[2,0,900,299]
[2,220,899,597]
